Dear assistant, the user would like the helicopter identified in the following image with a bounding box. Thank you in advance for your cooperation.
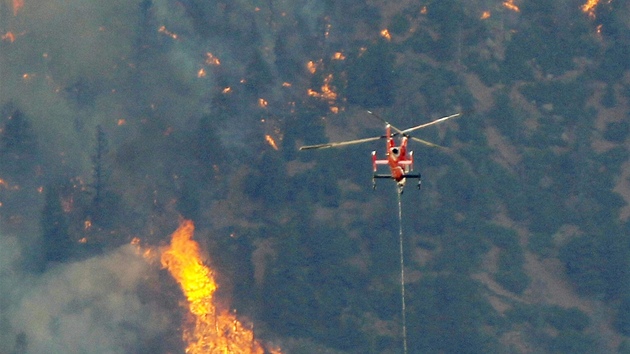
[299,111,461,194]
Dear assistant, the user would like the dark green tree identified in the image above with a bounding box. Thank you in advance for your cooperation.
[89,126,121,228]
[0,105,38,176]
[41,184,72,264]
[243,51,274,95]
[346,41,394,107]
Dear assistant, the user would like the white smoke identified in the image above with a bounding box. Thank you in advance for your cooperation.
[0,235,174,354]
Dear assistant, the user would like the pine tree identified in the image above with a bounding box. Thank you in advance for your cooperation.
[41,184,72,263]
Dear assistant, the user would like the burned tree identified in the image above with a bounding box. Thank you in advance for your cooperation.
[92,125,109,207]
[88,125,121,229]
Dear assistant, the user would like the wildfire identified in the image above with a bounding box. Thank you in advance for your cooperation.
[307,60,318,74]
[2,32,16,43]
[332,52,346,60]
[205,52,221,66]
[503,0,520,12]
[161,220,276,354]
[380,29,392,41]
[158,26,179,40]
[0,179,19,190]
[265,135,279,150]
[307,74,337,102]
[582,0,609,17]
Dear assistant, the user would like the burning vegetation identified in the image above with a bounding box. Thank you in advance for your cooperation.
[502,0,520,12]
[160,220,280,354]
[581,0,611,17]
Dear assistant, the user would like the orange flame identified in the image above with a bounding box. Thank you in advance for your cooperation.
[307,74,337,101]
[503,0,520,12]
[307,60,318,74]
[258,98,268,108]
[332,52,346,60]
[265,135,279,150]
[205,53,221,66]
[158,26,178,40]
[581,0,607,17]
[380,29,392,41]
[481,11,491,20]
[161,220,276,354]
[2,32,16,43]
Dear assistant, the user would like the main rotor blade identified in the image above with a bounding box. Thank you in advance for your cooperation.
[366,110,405,135]
[299,136,383,150]
[410,136,445,149]
[401,113,462,135]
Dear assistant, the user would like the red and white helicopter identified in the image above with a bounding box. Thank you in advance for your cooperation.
[299,111,461,194]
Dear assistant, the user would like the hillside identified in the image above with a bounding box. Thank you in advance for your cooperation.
[2,0,630,353]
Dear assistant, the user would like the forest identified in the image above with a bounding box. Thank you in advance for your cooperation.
[1,0,630,353]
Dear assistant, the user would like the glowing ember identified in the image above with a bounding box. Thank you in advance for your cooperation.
[205,53,221,66]
[12,0,24,16]
[332,52,346,60]
[0,179,19,190]
[158,26,179,40]
[117,119,127,126]
[481,11,491,20]
[265,135,279,150]
[380,29,392,41]
[282,82,292,87]
[161,220,276,354]
[2,32,16,43]
[258,98,268,108]
[222,87,232,94]
[503,0,520,12]
[197,68,207,78]
[307,60,318,74]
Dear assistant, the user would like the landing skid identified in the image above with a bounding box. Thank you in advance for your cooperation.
[372,174,421,193]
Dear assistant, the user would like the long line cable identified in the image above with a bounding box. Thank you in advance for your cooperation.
[397,190,408,354]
